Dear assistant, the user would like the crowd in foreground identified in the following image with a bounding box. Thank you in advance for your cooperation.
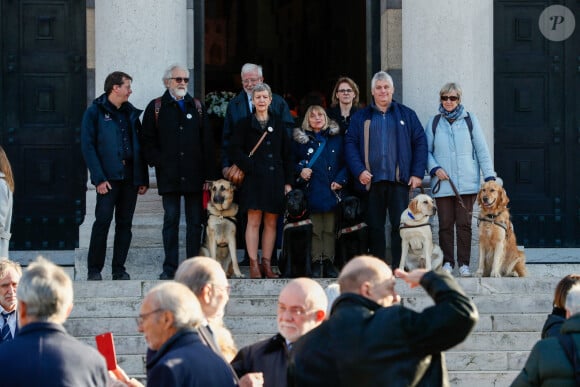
[1,256,580,386]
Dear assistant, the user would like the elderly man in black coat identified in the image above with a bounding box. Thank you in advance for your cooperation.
[231,278,328,387]
[141,64,217,280]
[288,255,478,387]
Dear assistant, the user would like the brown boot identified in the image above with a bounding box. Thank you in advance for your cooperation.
[249,258,262,279]
[261,257,279,279]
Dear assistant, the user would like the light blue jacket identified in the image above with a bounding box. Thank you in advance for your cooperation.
[425,111,495,197]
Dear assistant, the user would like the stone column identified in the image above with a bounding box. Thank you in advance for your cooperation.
[94,0,188,110]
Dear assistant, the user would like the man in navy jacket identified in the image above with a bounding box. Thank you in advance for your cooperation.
[0,257,108,386]
[81,71,149,281]
[344,71,427,268]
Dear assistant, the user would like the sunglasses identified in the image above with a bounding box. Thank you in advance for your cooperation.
[441,96,459,101]
[170,77,189,83]
[338,89,353,93]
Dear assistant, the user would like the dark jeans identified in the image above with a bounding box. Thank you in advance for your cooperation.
[161,192,203,274]
[366,181,409,268]
[87,179,138,274]
[435,194,476,268]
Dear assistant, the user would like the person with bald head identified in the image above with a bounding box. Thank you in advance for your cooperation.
[288,255,478,387]
[232,278,328,387]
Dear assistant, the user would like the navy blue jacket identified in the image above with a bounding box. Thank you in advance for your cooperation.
[81,93,149,187]
[0,322,108,386]
[222,91,294,168]
[344,101,427,191]
[292,122,348,213]
[147,328,237,387]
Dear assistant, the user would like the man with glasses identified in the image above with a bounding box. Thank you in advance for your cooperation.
[134,281,237,386]
[81,71,150,281]
[232,278,328,387]
[288,255,478,387]
[141,64,216,280]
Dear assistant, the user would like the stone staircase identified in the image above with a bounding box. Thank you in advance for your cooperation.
[14,180,580,386]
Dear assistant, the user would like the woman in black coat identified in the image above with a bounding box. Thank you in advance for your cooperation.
[228,83,293,278]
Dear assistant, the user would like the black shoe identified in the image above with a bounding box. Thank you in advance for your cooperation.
[239,252,250,266]
[87,272,102,281]
[311,260,324,278]
[324,260,339,278]
[112,271,130,280]
[159,271,174,280]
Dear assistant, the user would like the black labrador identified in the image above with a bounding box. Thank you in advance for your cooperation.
[278,189,312,278]
[335,195,369,269]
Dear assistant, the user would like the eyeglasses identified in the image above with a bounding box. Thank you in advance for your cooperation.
[210,283,231,295]
[338,89,353,94]
[278,304,309,317]
[242,78,261,85]
[135,309,164,326]
[441,95,459,101]
[170,77,189,83]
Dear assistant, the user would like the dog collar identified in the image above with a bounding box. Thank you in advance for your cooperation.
[406,211,415,220]
[337,222,368,237]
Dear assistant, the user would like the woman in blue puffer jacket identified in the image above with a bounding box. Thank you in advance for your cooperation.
[292,105,348,278]
[426,82,496,278]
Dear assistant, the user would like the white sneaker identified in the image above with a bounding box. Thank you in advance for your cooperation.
[459,265,472,277]
[442,262,453,274]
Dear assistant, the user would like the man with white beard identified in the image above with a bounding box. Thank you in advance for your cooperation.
[231,278,328,387]
[141,64,216,280]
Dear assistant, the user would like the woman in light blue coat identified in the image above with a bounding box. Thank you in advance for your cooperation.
[425,82,496,277]
[0,146,14,257]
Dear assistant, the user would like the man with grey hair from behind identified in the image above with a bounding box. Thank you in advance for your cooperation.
[512,284,580,386]
[0,256,109,386]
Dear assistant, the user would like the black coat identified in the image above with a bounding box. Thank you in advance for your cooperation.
[141,90,217,194]
[288,271,478,387]
[228,113,293,214]
[231,333,289,387]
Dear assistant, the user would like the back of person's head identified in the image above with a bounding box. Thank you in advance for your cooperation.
[146,281,203,330]
[0,258,22,279]
[553,274,580,309]
[16,256,73,324]
[104,71,132,95]
[565,284,580,317]
[0,146,15,192]
[338,255,386,294]
[175,256,224,296]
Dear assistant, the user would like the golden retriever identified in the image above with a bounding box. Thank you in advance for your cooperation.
[476,180,526,277]
[399,194,443,271]
[199,179,243,278]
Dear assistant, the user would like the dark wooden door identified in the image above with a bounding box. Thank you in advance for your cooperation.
[0,0,87,250]
[494,0,579,247]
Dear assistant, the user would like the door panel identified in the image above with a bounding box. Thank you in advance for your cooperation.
[494,0,579,247]
[1,0,86,250]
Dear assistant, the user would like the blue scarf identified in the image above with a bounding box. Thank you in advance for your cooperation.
[438,103,464,121]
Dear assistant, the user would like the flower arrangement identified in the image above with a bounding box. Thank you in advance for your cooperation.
[205,91,236,118]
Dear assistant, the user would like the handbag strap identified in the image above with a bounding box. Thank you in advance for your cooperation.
[306,137,327,168]
[557,333,580,384]
[363,119,371,191]
[249,130,269,157]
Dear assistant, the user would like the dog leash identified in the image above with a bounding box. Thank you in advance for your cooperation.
[432,178,469,212]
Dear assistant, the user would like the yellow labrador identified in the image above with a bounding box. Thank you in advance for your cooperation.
[199,179,243,278]
[399,194,443,271]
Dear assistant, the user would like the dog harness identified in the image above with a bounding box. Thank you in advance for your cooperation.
[399,222,431,230]
[476,212,508,233]
[208,213,237,226]
[337,222,368,238]
[284,219,313,231]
